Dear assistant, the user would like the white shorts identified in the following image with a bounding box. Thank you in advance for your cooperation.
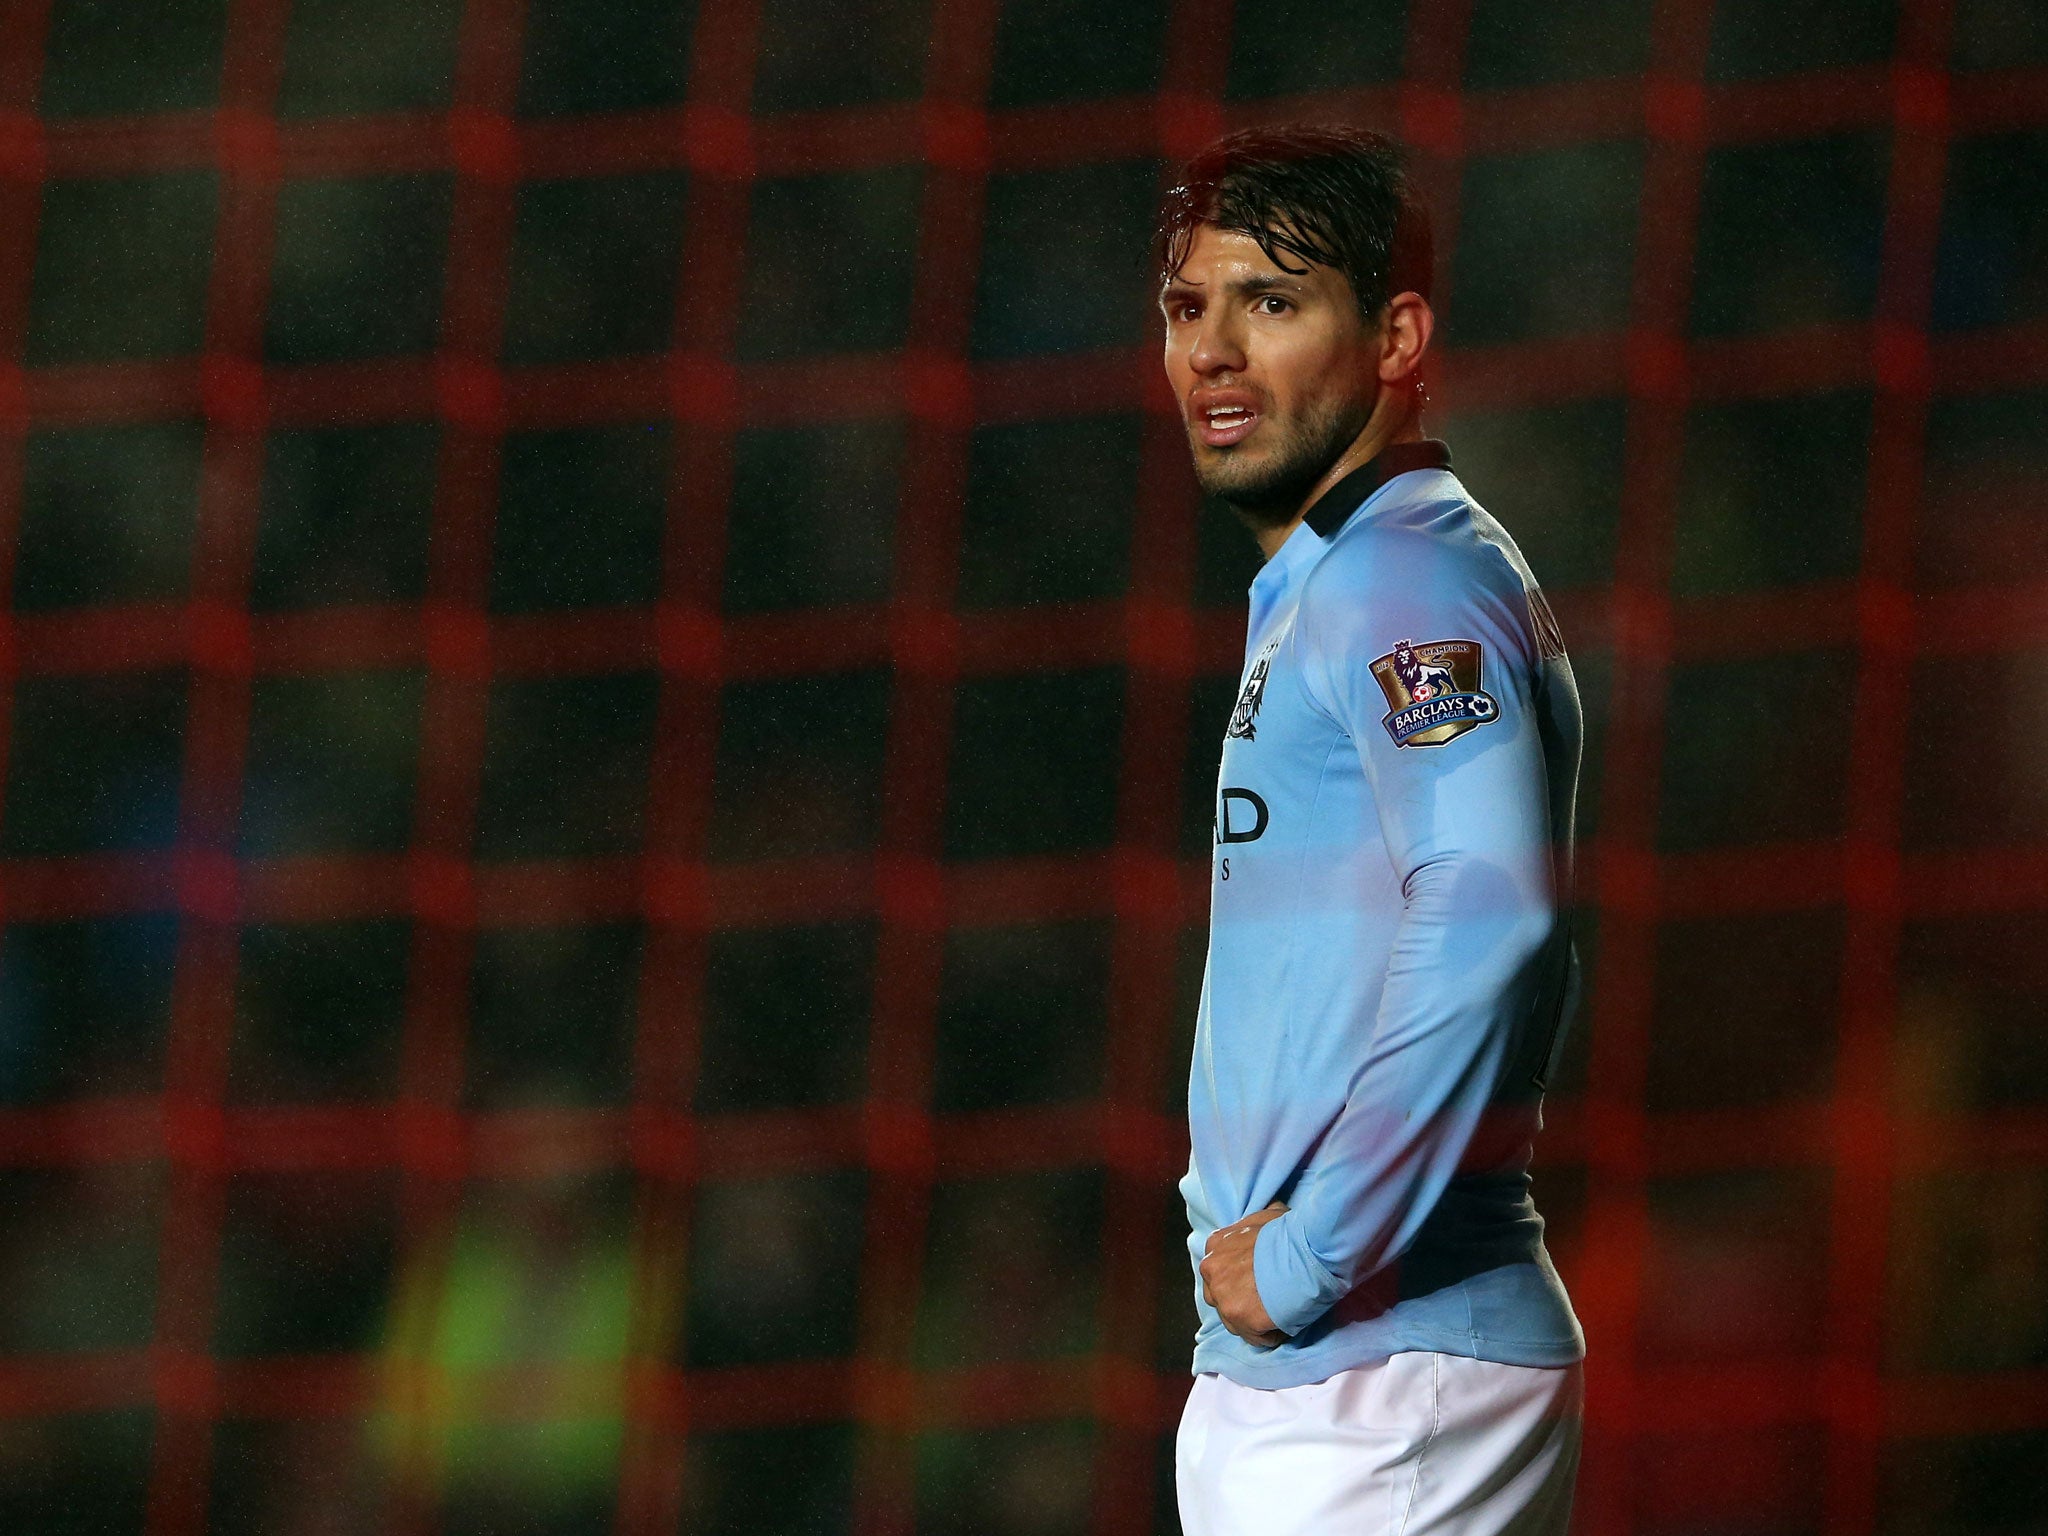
[1175,1351,1583,1536]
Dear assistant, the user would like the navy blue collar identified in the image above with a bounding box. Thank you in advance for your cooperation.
[1301,438,1454,538]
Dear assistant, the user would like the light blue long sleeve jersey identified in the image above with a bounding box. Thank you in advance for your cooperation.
[1183,438,1585,1389]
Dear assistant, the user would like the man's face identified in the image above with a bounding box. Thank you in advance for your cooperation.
[1160,224,1381,524]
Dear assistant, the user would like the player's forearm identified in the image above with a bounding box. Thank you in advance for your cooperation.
[1250,863,1558,1335]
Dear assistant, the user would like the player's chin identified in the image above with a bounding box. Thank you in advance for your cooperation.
[1191,441,1277,499]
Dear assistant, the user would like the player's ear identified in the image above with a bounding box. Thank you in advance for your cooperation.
[1377,293,1433,384]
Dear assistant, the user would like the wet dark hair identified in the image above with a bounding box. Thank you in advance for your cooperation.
[1154,124,1433,318]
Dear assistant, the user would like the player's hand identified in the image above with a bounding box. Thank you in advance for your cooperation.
[1200,1201,1289,1347]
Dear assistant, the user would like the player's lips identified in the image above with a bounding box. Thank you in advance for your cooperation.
[1189,390,1262,449]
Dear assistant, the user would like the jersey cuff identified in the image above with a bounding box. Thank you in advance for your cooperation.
[1252,1211,1344,1338]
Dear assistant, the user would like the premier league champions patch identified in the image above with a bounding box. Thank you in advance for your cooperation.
[1369,638,1500,748]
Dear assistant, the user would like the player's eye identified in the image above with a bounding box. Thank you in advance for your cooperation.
[1254,294,1292,315]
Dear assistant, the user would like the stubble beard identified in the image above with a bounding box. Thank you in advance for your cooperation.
[1191,393,1371,533]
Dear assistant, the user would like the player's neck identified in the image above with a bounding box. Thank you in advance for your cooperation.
[1253,401,1425,561]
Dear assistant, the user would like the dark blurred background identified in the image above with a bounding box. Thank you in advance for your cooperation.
[0,0,2044,1532]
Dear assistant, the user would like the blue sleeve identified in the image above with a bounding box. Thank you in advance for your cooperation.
[1251,529,1565,1337]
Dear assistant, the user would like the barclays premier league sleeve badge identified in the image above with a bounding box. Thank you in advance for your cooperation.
[1368,637,1501,747]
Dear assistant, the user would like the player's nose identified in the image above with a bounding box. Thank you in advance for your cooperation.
[1187,312,1246,377]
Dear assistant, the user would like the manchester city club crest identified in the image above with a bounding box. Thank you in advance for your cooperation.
[1225,636,1280,741]
[1369,637,1501,747]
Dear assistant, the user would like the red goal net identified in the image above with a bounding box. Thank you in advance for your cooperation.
[0,0,2042,1532]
